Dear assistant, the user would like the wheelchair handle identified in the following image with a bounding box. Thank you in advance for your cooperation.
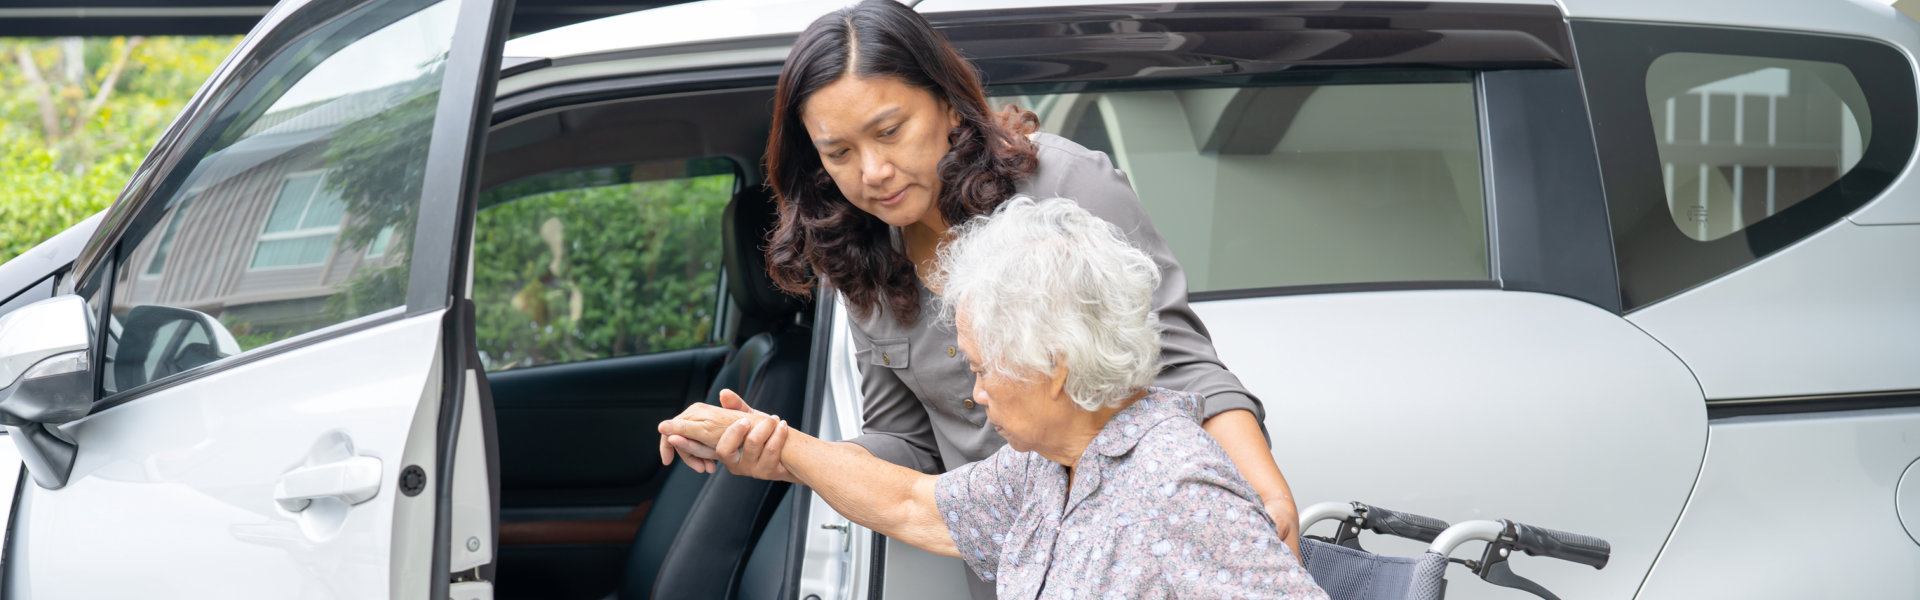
[1360,504,1449,543]
[1430,519,1611,570]
[1510,521,1610,570]
[1298,501,1450,544]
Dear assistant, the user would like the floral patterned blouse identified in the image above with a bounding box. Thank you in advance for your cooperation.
[934,388,1328,600]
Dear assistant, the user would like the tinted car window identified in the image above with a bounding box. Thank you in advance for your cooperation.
[473,159,733,371]
[101,0,462,394]
[995,78,1487,295]
[1575,21,1916,310]
[1646,53,1869,242]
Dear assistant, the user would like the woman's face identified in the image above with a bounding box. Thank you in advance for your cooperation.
[800,74,960,231]
[956,312,1075,456]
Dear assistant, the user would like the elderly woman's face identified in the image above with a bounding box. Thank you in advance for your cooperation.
[801,75,960,231]
[956,312,1076,455]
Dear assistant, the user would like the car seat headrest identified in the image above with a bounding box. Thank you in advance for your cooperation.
[723,184,811,338]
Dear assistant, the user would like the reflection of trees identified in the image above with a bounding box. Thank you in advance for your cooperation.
[315,61,444,321]
[473,172,731,370]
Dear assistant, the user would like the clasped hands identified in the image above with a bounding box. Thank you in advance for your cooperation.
[657,389,797,482]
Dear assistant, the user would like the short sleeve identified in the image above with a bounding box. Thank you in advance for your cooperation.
[934,446,1037,583]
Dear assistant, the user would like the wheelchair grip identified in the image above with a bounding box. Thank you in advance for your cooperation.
[1360,505,1449,543]
[1509,521,1611,569]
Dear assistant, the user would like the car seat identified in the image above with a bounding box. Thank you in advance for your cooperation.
[617,181,813,599]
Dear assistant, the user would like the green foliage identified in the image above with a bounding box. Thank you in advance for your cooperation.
[473,172,732,371]
[0,36,239,262]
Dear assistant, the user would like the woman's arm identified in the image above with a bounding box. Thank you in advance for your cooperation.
[1204,409,1301,557]
[660,399,958,557]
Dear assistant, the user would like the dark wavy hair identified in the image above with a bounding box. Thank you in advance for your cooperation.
[764,0,1038,325]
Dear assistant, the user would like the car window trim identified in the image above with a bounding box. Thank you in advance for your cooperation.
[1479,68,1623,313]
[1706,389,1920,420]
[408,0,514,319]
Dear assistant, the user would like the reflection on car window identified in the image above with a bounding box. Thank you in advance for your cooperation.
[1645,53,1869,242]
[473,159,733,371]
[101,0,459,395]
[994,79,1487,294]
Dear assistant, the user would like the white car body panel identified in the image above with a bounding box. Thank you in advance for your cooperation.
[915,0,1559,13]
[1193,290,1705,600]
[1637,408,1920,599]
[1626,222,1920,400]
[4,313,444,599]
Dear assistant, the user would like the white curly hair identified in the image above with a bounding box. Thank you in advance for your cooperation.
[932,196,1162,412]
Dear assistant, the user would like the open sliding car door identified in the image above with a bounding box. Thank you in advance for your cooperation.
[1,0,511,597]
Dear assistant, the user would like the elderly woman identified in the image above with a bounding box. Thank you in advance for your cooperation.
[660,198,1327,599]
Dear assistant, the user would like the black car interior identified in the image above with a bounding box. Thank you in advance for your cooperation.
[480,87,811,600]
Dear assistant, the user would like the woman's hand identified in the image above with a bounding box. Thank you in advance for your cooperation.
[657,390,795,481]
[1265,497,1302,559]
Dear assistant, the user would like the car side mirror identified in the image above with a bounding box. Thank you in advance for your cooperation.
[115,304,240,391]
[0,295,96,489]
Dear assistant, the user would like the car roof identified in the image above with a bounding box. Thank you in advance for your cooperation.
[502,0,1569,63]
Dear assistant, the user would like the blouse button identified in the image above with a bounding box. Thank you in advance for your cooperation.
[963,398,977,409]
[947,346,957,357]
[882,353,891,365]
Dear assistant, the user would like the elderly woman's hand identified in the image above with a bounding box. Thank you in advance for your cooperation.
[1266,498,1302,558]
[657,390,795,481]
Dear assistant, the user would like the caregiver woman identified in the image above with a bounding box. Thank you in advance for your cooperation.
[662,0,1300,572]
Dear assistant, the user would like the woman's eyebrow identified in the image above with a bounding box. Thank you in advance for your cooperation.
[861,107,902,132]
[813,107,903,149]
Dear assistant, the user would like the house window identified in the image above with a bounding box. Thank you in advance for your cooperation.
[250,171,348,269]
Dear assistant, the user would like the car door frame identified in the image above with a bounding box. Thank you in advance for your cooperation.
[18,0,516,596]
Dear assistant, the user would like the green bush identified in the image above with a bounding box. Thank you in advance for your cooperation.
[474,170,733,371]
[0,36,238,262]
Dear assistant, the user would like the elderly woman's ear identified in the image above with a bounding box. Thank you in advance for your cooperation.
[1045,361,1069,403]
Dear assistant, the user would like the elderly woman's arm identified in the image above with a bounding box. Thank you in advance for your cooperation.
[660,397,959,557]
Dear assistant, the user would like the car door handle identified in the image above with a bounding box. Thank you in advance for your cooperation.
[274,456,383,512]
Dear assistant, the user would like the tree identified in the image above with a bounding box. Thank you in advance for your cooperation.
[0,36,238,263]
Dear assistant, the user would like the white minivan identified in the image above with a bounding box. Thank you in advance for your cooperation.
[0,0,1915,598]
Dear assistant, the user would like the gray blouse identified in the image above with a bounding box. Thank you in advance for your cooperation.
[846,132,1265,474]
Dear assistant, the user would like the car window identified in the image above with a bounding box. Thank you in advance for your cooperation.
[1646,53,1869,242]
[1573,21,1914,310]
[100,0,462,395]
[473,158,733,371]
[994,77,1487,296]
